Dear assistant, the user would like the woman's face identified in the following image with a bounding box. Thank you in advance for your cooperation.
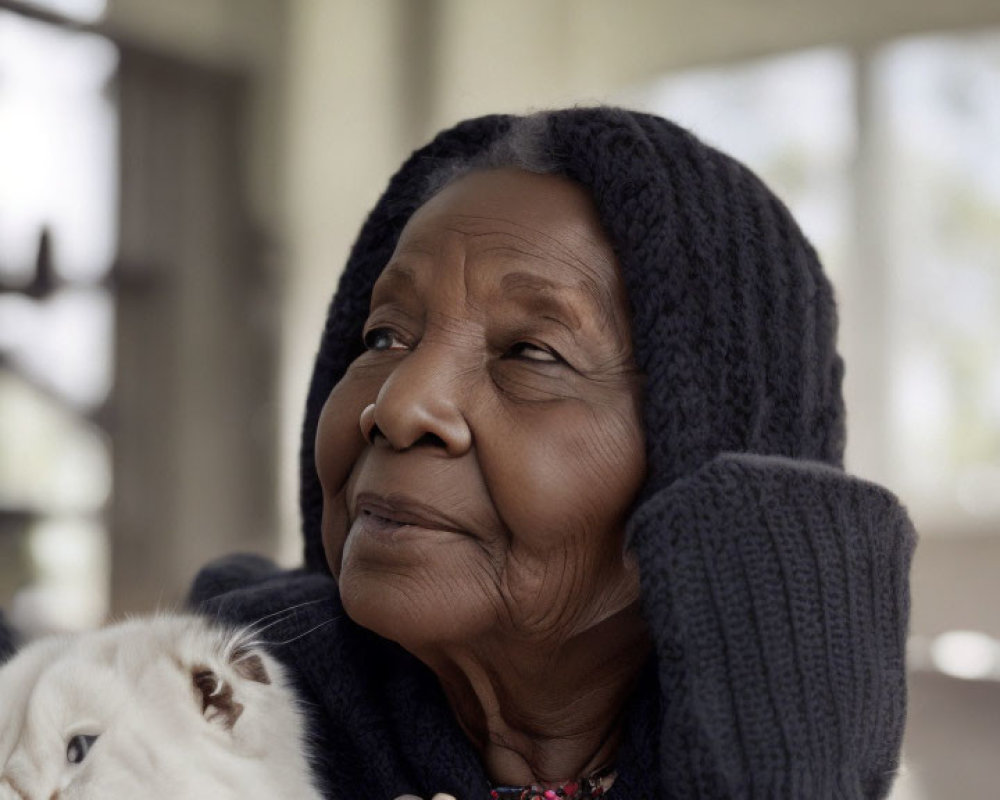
[315,168,646,651]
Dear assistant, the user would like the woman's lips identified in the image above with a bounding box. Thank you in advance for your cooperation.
[352,492,469,537]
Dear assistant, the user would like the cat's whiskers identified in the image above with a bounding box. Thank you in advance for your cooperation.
[233,599,325,645]
[221,600,334,661]
[245,617,338,650]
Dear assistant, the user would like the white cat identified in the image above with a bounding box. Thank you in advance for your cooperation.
[0,614,323,800]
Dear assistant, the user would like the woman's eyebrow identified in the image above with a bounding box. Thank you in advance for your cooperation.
[371,264,417,302]
[499,271,612,332]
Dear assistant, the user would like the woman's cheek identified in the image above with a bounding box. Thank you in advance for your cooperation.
[314,371,381,493]
[315,368,387,576]
[321,489,350,577]
[491,404,642,549]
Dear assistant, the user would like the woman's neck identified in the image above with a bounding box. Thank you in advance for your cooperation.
[417,604,650,786]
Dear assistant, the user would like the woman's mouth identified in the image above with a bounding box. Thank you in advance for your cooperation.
[351,492,469,538]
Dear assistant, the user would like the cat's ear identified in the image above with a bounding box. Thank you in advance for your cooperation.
[192,667,244,730]
[230,644,271,686]
[190,646,271,730]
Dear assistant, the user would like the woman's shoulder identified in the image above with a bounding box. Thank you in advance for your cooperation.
[189,553,339,619]
[188,554,347,689]
[190,552,315,601]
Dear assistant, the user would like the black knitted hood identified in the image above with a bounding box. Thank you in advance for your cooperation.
[299,107,845,571]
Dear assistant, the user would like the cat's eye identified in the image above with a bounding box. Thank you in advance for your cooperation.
[66,734,99,764]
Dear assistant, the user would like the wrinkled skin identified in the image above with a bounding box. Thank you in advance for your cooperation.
[314,169,650,783]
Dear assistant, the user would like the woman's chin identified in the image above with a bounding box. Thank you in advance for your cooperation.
[338,562,491,652]
[336,517,500,646]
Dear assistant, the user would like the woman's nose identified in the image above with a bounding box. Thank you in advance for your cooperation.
[359,350,472,456]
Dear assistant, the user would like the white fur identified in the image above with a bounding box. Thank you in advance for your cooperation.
[0,614,322,800]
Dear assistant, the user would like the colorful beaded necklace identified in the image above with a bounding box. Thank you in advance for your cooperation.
[489,766,616,799]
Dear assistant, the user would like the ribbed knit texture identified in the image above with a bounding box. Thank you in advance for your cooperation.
[628,453,914,799]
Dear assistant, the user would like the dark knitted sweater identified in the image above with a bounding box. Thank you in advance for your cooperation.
[0,108,916,799]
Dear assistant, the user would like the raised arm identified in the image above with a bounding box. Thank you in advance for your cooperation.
[628,452,916,799]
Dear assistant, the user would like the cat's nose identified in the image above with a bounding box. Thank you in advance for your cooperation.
[0,774,30,800]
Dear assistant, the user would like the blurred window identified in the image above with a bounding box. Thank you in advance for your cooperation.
[621,48,855,285]
[624,32,1000,533]
[878,33,1000,523]
[0,8,117,632]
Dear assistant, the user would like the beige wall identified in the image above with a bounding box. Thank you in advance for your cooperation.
[105,0,287,232]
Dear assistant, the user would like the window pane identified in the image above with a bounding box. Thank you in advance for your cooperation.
[0,10,118,283]
[878,31,1000,518]
[0,10,117,633]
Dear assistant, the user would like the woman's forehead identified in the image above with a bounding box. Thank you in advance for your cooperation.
[377,169,626,316]
[403,168,613,256]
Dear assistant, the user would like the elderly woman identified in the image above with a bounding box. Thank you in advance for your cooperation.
[195,107,912,798]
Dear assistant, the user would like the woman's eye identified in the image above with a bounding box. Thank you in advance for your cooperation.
[66,734,99,764]
[363,328,406,352]
[506,342,560,363]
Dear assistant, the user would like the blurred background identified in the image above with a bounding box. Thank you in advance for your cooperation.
[0,0,998,794]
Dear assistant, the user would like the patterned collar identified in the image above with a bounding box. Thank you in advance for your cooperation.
[489,766,616,799]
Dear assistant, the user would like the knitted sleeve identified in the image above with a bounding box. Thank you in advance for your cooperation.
[627,453,915,799]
